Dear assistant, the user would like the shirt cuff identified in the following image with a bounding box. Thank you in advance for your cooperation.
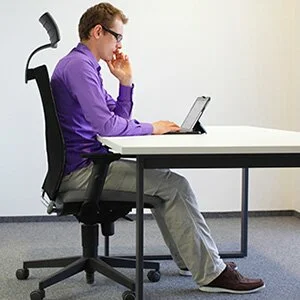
[119,83,134,101]
[139,122,153,135]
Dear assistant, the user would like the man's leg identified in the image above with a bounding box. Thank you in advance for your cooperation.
[59,161,188,270]
[104,159,225,286]
[60,160,264,293]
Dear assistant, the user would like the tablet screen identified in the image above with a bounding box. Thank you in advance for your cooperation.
[181,97,210,130]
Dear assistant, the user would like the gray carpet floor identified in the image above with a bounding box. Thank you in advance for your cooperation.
[0,216,299,300]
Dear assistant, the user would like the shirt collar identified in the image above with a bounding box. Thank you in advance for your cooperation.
[75,43,101,72]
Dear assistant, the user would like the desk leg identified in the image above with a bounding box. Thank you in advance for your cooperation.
[136,157,144,300]
[241,167,248,257]
[139,168,249,260]
[216,168,249,258]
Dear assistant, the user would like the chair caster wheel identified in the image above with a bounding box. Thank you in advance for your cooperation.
[30,289,45,300]
[147,270,161,282]
[16,268,29,280]
[86,272,94,284]
[122,290,135,300]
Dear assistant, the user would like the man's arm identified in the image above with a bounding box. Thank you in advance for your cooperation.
[105,49,134,119]
[105,50,181,135]
[65,59,153,136]
[104,84,134,119]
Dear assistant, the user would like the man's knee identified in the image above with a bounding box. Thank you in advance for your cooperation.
[169,172,191,190]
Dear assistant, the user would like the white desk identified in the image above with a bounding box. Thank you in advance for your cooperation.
[99,126,300,155]
[98,126,300,300]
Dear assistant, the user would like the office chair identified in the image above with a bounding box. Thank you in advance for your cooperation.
[16,12,161,300]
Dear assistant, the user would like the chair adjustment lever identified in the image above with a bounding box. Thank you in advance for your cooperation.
[123,215,134,222]
[47,201,58,214]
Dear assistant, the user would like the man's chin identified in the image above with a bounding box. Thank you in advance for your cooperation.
[100,53,113,62]
[106,55,114,62]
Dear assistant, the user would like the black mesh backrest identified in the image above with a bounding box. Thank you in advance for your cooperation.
[32,65,65,199]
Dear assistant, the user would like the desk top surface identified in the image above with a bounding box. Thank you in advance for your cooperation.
[98,126,300,155]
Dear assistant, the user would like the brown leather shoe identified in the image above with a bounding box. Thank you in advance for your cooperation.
[180,261,237,277]
[225,261,238,270]
[199,266,265,294]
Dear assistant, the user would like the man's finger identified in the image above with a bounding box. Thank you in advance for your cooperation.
[106,61,114,71]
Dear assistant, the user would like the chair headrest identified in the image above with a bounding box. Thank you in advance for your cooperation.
[25,12,60,83]
[39,12,60,48]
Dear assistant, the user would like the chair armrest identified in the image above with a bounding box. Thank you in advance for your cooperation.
[78,152,121,224]
[82,152,121,203]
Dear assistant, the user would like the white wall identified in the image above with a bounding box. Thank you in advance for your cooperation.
[291,0,300,212]
[0,0,299,216]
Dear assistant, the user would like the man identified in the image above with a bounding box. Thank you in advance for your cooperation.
[51,2,265,294]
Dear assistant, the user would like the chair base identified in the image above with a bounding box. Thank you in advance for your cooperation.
[23,256,137,289]
[17,224,160,299]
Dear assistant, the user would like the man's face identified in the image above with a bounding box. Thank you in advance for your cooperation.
[97,17,124,61]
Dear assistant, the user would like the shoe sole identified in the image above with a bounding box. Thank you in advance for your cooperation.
[199,284,265,294]
[179,270,192,276]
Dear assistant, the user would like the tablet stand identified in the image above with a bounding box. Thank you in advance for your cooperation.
[193,121,207,134]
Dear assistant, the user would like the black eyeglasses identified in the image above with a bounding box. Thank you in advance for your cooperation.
[101,25,123,43]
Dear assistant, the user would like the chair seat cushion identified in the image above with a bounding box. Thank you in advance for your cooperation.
[54,189,162,215]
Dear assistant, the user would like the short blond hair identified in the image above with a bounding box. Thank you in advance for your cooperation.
[78,2,128,41]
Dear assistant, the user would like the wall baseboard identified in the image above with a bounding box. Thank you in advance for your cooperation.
[0,210,299,223]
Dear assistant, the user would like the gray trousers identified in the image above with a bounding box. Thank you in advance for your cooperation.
[59,160,226,286]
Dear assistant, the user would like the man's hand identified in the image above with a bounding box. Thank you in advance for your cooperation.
[106,49,132,86]
[152,121,180,135]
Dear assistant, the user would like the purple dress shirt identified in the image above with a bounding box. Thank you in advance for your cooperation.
[51,43,153,175]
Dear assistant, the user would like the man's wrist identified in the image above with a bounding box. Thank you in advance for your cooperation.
[119,78,133,87]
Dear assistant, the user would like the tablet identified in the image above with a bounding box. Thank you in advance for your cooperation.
[181,96,210,131]
[165,96,211,134]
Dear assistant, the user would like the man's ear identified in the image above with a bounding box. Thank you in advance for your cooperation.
[92,24,103,39]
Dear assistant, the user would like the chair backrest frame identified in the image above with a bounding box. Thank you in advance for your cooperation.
[33,66,65,199]
[25,12,64,200]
